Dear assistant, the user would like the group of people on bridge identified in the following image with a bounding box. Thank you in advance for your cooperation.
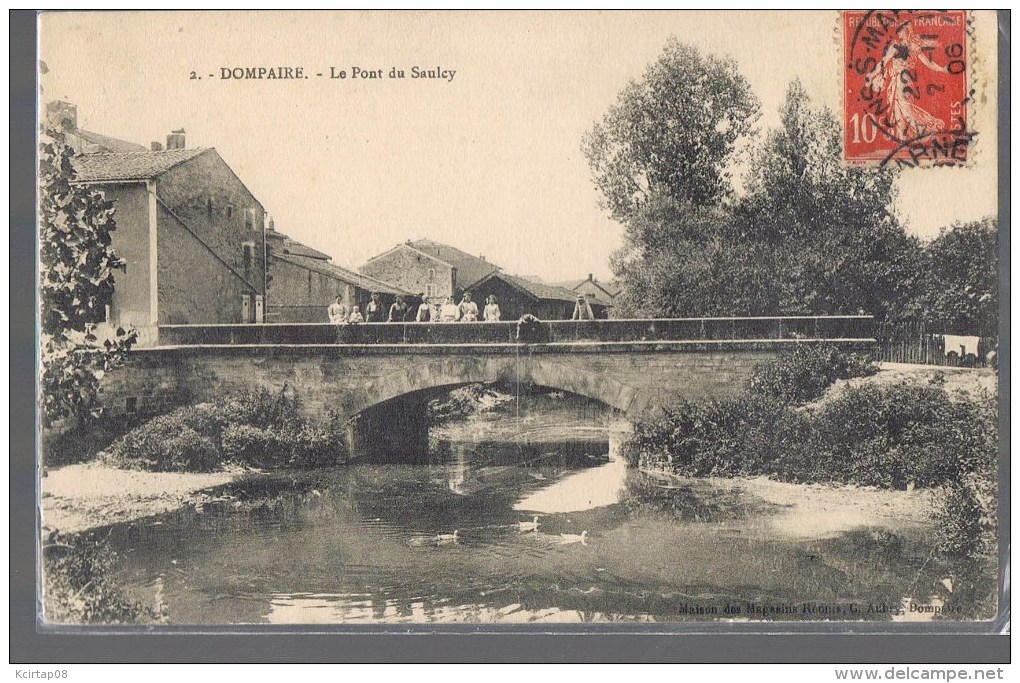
[327,291,598,326]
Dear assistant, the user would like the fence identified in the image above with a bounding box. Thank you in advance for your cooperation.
[875,321,996,368]
[156,316,875,347]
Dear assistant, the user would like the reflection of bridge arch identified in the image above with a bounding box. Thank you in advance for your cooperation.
[352,356,638,419]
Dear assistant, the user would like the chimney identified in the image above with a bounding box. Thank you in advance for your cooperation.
[588,273,594,281]
[45,100,78,132]
[150,141,163,151]
[480,255,486,262]
[268,217,275,232]
[166,129,186,150]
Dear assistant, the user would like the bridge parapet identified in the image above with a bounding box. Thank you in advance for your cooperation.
[155,316,875,348]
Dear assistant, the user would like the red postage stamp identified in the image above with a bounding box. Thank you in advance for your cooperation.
[843,10,970,167]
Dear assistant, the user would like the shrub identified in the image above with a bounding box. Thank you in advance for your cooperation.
[43,533,153,625]
[630,377,996,492]
[749,344,878,405]
[290,409,350,469]
[221,424,295,469]
[101,390,348,472]
[220,388,303,432]
[102,411,220,472]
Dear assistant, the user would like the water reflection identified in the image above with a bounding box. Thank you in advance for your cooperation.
[110,417,938,625]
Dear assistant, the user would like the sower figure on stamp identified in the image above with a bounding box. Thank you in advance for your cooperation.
[866,22,948,140]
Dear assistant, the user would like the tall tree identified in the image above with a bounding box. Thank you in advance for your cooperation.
[583,38,761,222]
[610,195,787,317]
[737,81,920,318]
[40,127,137,427]
[908,219,998,337]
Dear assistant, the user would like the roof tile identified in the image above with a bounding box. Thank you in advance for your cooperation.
[71,148,209,182]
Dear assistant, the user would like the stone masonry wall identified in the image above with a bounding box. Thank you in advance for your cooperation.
[360,246,454,299]
[155,150,267,324]
[98,345,778,421]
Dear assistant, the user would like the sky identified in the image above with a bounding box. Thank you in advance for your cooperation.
[39,11,999,282]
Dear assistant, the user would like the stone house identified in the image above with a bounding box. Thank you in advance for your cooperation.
[71,133,269,341]
[359,239,499,301]
[266,229,411,322]
[360,238,610,320]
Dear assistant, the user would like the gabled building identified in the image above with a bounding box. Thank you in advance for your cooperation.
[360,238,611,320]
[471,272,609,321]
[266,228,411,322]
[71,136,269,338]
[46,100,149,154]
[569,274,621,308]
[359,238,499,300]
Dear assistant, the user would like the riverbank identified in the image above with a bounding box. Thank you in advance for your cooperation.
[640,470,934,540]
[41,463,246,535]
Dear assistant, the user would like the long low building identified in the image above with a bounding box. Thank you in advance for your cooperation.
[266,229,411,323]
[469,271,609,321]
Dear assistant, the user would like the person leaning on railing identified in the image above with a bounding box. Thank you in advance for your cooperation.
[388,295,410,322]
[459,292,479,322]
[483,295,501,322]
[571,294,595,321]
[439,296,461,322]
[327,295,349,325]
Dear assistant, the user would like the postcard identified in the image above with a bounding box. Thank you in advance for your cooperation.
[37,10,1003,628]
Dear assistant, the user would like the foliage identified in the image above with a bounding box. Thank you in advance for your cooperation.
[609,197,788,317]
[599,75,920,320]
[582,38,760,221]
[905,219,999,337]
[101,388,349,472]
[736,80,919,319]
[427,383,510,423]
[39,126,137,426]
[628,376,996,492]
[749,344,879,405]
[43,533,153,625]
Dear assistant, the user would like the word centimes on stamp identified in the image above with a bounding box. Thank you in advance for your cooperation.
[843,10,970,167]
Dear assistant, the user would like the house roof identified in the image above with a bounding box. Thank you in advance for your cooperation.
[75,129,149,154]
[568,277,620,301]
[474,271,580,303]
[275,252,411,295]
[406,239,500,289]
[266,230,332,261]
[71,148,210,182]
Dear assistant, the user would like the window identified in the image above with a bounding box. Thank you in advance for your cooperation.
[245,208,255,231]
[207,197,213,217]
[427,268,436,282]
[227,205,233,219]
[254,295,264,323]
[241,294,252,323]
[425,283,438,297]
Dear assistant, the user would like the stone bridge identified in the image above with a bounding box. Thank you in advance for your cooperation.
[100,317,875,426]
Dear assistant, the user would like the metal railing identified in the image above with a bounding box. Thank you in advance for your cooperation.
[155,316,875,347]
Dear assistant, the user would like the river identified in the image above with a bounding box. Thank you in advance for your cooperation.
[108,393,941,624]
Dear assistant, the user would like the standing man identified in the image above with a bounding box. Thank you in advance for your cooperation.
[364,291,385,323]
[388,295,410,322]
[571,294,595,321]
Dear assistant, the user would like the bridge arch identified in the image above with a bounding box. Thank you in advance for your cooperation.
[343,355,644,420]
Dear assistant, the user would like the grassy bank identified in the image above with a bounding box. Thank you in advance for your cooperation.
[626,346,999,618]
